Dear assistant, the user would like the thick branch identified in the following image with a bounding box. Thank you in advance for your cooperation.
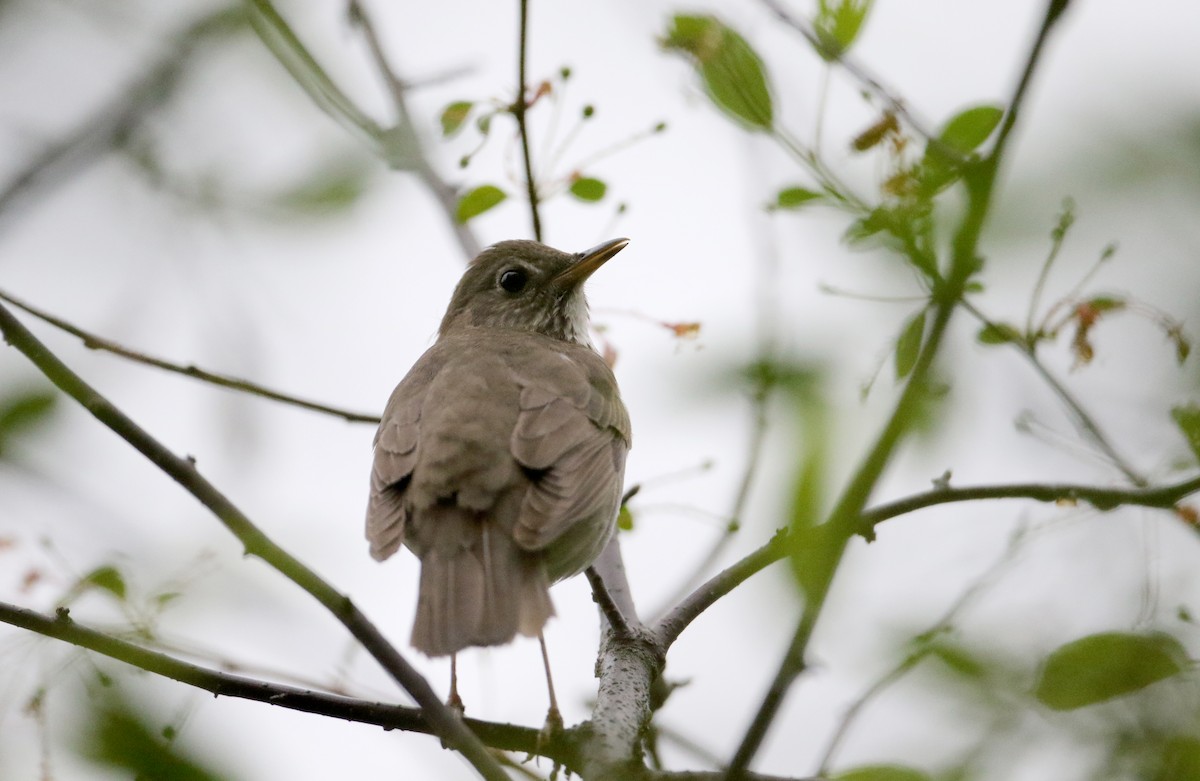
[0,288,379,424]
[0,302,508,781]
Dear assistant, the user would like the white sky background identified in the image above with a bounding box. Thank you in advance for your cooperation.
[2,0,1200,779]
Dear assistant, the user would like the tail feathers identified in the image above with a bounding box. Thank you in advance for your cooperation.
[411,522,555,657]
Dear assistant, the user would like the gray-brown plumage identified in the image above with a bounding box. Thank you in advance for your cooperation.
[365,238,631,657]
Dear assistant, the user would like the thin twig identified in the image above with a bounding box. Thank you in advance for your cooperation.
[654,531,788,649]
[962,298,1145,485]
[657,470,1200,651]
[515,0,543,241]
[347,0,482,260]
[585,566,635,641]
[0,302,510,781]
[648,370,772,623]
[814,522,1029,774]
[0,288,380,424]
[0,601,557,760]
[756,0,946,156]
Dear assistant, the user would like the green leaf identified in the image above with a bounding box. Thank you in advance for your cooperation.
[1034,631,1189,710]
[895,309,926,379]
[568,177,608,202]
[938,104,1003,154]
[272,159,372,215]
[1154,736,1200,781]
[617,505,634,532]
[83,566,127,601]
[662,15,774,131]
[773,186,823,210]
[0,387,56,456]
[78,692,227,781]
[977,322,1023,346]
[834,765,931,781]
[439,101,473,137]
[926,641,987,680]
[455,184,507,223]
[813,0,874,60]
[1172,403,1200,463]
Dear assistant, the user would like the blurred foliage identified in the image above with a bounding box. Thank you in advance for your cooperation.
[75,690,232,781]
[0,385,56,458]
[1034,631,1190,711]
[661,14,774,131]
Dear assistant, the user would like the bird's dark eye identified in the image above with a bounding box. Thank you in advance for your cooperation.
[498,268,528,293]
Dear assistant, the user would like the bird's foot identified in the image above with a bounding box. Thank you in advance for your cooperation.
[536,704,564,755]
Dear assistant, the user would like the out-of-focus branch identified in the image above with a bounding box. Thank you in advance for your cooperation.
[814,523,1029,775]
[756,0,946,156]
[0,288,380,424]
[0,601,561,762]
[0,6,244,226]
[250,0,480,261]
[346,0,482,260]
[963,298,1145,485]
[656,470,1200,651]
[0,301,509,781]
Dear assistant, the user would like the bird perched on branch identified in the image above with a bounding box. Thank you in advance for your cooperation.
[365,237,631,718]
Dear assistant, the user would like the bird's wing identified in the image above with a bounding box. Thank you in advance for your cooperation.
[365,348,445,562]
[508,339,630,559]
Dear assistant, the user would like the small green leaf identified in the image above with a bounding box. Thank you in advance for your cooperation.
[1034,631,1189,711]
[834,765,931,781]
[439,101,473,137]
[977,322,1023,346]
[617,506,634,532]
[926,641,986,679]
[83,566,127,601]
[455,184,507,223]
[662,15,774,131]
[895,309,926,379]
[813,0,874,60]
[0,387,56,457]
[938,105,1003,154]
[568,177,607,202]
[1172,403,1200,463]
[773,186,823,210]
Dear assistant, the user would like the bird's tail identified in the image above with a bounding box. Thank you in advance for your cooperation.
[410,508,554,657]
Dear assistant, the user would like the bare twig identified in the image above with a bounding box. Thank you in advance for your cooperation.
[648,369,772,623]
[961,298,1145,485]
[655,531,787,649]
[515,0,543,241]
[0,601,559,762]
[814,523,1029,774]
[0,288,380,424]
[657,470,1200,653]
[585,566,635,641]
[0,301,509,781]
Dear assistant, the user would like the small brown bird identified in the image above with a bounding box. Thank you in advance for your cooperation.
[365,238,631,713]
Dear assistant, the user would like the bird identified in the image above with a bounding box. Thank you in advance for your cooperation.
[365,237,631,718]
